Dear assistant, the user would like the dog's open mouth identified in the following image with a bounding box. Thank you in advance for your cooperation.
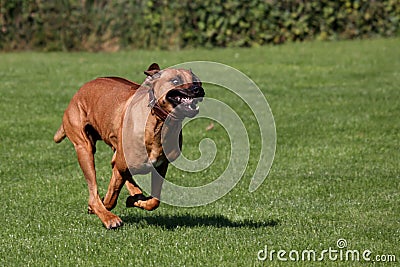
[166,88,204,117]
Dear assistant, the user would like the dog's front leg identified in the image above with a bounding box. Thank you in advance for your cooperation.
[132,162,167,211]
[102,167,129,211]
[125,178,144,196]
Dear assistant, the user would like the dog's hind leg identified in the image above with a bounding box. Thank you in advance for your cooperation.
[74,143,123,229]
[65,118,123,229]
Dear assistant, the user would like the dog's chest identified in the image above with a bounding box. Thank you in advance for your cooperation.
[145,120,181,167]
[145,120,164,163]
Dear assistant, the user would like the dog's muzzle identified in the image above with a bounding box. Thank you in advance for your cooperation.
[191,84,205,97]
[166,84,205,118]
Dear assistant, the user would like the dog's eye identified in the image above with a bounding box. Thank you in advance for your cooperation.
[171,78,180,86]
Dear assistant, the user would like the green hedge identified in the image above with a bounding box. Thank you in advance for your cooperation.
[1,0,399,51]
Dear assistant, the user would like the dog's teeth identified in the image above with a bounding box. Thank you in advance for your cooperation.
[180,97,192,104]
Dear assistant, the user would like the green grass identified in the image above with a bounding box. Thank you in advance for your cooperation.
[1,38,399,266]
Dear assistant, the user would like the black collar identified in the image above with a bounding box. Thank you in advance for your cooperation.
[148,89,177,121]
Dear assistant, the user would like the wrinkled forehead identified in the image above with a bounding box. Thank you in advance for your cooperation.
[160,68,201,85]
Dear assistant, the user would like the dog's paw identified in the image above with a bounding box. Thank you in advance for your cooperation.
[134,197,160,211]
[126,194,160,211]
[126,194,148,208]
[103,214,123,230]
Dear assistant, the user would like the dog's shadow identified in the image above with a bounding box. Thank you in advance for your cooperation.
[121,213,279,230]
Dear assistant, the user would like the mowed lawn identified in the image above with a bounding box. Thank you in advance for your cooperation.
[1,38,399,266]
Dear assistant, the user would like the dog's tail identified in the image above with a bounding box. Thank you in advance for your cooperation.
[53,124,66,143]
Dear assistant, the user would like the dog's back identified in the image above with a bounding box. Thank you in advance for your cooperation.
[53,77,141,144]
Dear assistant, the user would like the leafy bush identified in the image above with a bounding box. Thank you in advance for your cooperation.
[1,0,399,51]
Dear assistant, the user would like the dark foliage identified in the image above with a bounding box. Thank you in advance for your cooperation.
[1,0,399,51]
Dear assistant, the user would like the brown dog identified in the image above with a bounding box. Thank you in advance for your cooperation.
[54,63,205,229]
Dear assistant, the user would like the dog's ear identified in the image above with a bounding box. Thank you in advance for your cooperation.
[144,63,161,76]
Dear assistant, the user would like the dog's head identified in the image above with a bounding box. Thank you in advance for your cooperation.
[144,63,205,119]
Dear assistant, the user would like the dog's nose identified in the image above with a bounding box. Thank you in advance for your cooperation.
[192,85,205,97]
